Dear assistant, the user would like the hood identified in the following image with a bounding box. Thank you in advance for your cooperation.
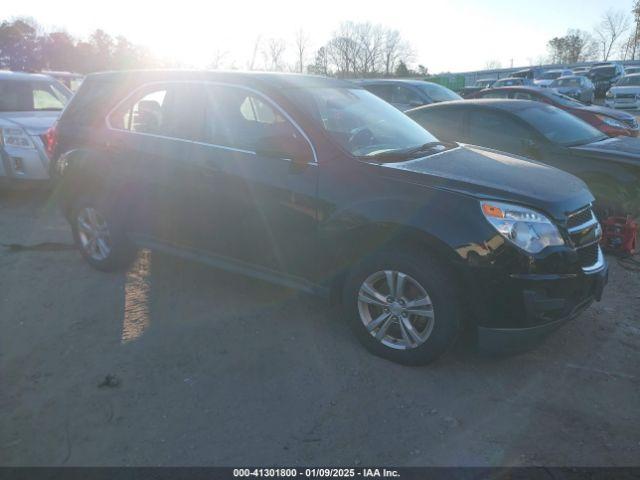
[570,136,640,164]
[609,85,640,95]
[380,145,593,220]
[0,111,61,135]
[576,103,636,122]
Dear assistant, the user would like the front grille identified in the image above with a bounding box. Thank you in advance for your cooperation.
[577,243,599,268]
[615,93,636,99]
[567,207,593,229]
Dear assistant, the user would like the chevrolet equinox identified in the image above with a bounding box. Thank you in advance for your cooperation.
[51,71,608,365]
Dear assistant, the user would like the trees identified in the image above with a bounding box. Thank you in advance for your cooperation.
[594,9,631,61]
[263,37,286,71]
[318,21,413,78]
[294,29,310,73]
[0,18,43,71]
[0,18,156,73]
[547,29,596,64]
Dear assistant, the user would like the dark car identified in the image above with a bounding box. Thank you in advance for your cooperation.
[358,79,461,111]
[407,99,640,217]
[588,64,625,97]
[52,71,606,365]
[472,86,638,137]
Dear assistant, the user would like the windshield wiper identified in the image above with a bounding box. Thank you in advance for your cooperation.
[364,141,457,162]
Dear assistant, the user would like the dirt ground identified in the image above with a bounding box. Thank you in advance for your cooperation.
[1,189,639,467]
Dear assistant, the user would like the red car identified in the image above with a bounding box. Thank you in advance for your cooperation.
[472,86,639,137]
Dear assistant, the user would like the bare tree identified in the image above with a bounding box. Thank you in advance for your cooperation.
[209,49,227,70]
[484,59,502,70]
[594,9,631,61]
[247,35,261,70]
[263,37,286,71]
[294,29,310,73]
[381,29,412,76]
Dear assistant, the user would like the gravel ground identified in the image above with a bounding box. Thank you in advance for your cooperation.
[0,189,639,467]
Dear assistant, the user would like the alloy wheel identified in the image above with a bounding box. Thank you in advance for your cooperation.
[76,207,112,261]
[357,270,435,350]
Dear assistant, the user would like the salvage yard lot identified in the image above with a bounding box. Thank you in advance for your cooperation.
[1,189,639,466]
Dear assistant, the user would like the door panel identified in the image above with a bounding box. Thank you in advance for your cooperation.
[186,84,320,280]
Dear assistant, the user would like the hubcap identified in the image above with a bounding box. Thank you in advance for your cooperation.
[357,270,435,350]
[76,207,112,261]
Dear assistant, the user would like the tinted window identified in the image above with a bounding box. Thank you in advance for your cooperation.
[390,85,422,105]
[467,109,536,151]
[494,78,523,87]
[617,75,640,86]
[409,107,464,142]
[479,91,509,99]
[552,77,582,88]
[516,104,607,146]
[512,92,537,100]
[284,87,438,157]
[109,84,205,140]
[590,67,616,78]
[364,84,393,101]
[539,71,563,80]
[415,83,462,102]
[0,80,70,112]
[203,85,298,150]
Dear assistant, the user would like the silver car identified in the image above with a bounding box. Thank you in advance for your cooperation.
[0,71,72,185]
[550,75,595,104]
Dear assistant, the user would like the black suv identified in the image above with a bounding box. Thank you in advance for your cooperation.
[52,71,608,365]
[588,64,625,97]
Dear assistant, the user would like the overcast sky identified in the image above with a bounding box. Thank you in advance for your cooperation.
[4,0,635,73]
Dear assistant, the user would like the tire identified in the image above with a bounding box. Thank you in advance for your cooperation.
[343,249,461,366]
[70,194,137,272]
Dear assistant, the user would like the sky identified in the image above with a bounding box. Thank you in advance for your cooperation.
[3,0,636,73]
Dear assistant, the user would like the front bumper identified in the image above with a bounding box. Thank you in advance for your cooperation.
[467,254,608,354]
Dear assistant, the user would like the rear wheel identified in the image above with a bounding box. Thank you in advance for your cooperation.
[71,196,136,272]
[344,250,461,365]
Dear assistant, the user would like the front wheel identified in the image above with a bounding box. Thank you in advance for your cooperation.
[344,250,461,365]
[71,196,137,272]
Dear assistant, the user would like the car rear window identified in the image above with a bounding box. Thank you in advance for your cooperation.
[0,80,70,112]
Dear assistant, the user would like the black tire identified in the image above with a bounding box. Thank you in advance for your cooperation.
[343,249,461,366]
[70,194,137,272]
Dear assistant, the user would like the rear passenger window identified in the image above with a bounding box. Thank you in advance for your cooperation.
[391,86,421,105]
[513,92,535,100]
[481,91,509,99]
[109,84,205,140]
[204,86,298,150]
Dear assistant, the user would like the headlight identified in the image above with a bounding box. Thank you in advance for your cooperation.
[596,114,626,129]
[481,201,564,254]
[0,127,35,149]
[605,90,614,98]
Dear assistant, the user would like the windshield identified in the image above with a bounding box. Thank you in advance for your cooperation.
[617,75,640,86]
[494,78,521,87]
[540,71,563,80]
[517,103,607,146]
[286,87,439,157]
[416,83,462,102]
[547,91,584,107]
[0,80,71,112]
[590,67,615,78]
[476,79,493,87]
[551,77,581,88]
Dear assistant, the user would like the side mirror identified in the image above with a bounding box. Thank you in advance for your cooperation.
[256,132,314,166]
